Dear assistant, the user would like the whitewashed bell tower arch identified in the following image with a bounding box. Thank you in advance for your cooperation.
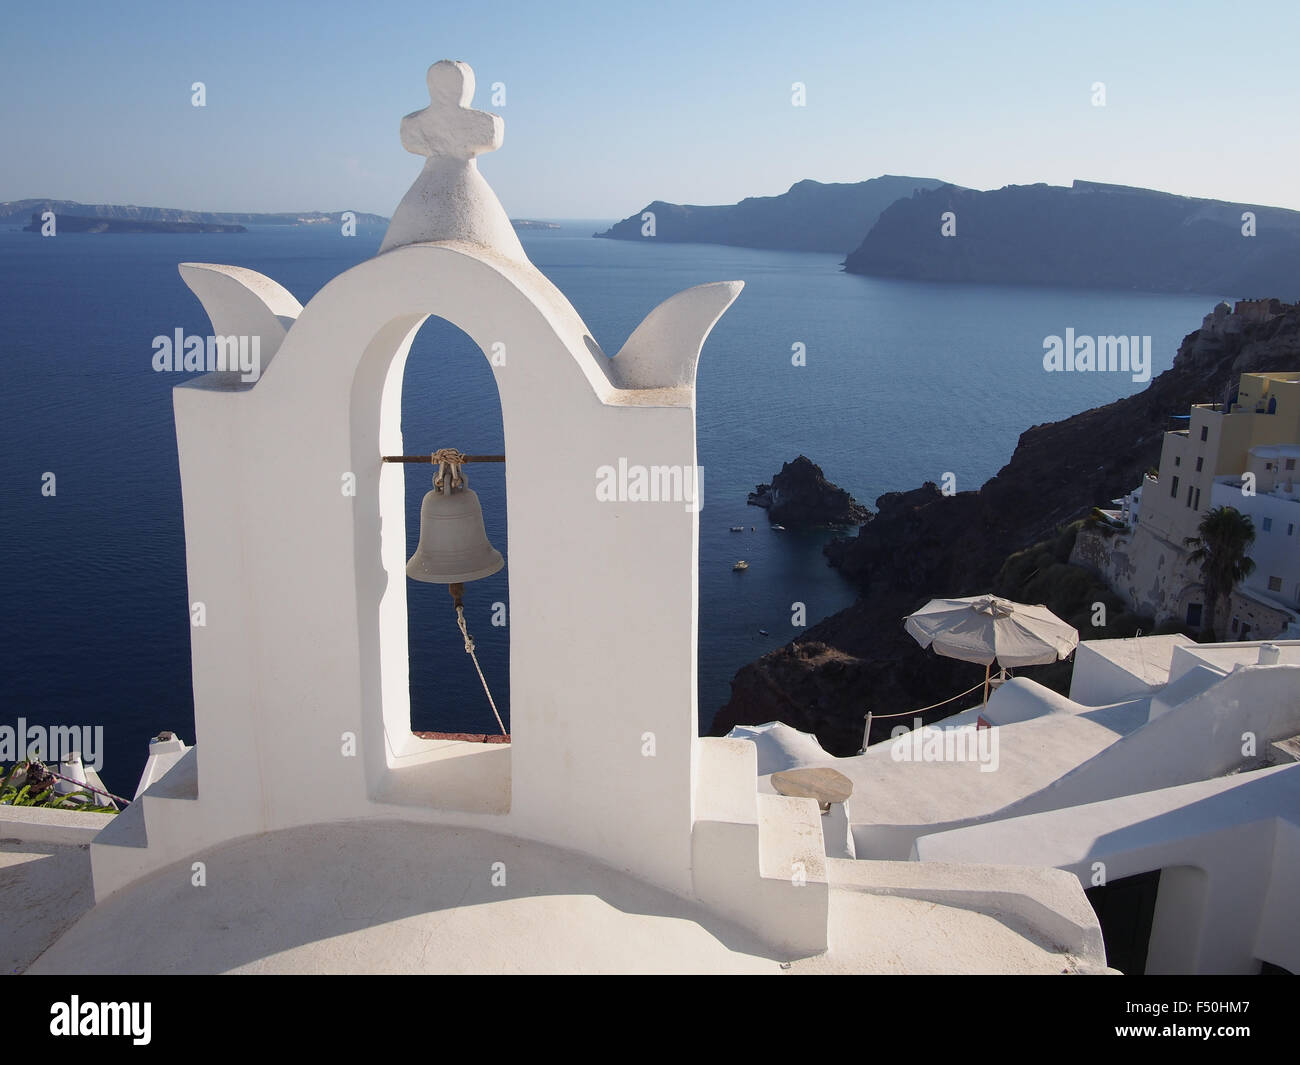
[132,59,746,899]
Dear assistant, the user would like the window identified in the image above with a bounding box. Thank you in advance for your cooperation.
[1200,426,1208,442]
[1195,457,1203,472]
[1288,459,1297,471]
[1171,476,1180,498]
[1263,516,1273,532]
[1289,523,1294,536]
[1186,603,1203,628]
[1232,618,1240,633]
[1175,456,1181,467]
[1269,576,1283,592]
[1187,486,1194,507]
[1266,462,1273,471]
[1194,488,1201,509]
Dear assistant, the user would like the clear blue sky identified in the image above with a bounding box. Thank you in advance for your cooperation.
[2,0,1297,219]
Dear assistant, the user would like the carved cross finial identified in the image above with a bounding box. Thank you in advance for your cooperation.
[400,60,502,162]
[378,59,526,261]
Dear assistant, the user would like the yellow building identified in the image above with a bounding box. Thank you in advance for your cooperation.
[1140,372,1300,549]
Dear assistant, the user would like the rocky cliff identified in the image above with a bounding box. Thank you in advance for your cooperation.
[712,299,1300,754]
[595,176,947,254]
[844,181,1300,297]
[748,455,869,527]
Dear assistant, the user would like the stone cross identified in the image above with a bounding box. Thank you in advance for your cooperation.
[400,60,502,162]
[379,60,525,259]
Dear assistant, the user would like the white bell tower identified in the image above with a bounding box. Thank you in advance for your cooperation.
[90,59,830,957]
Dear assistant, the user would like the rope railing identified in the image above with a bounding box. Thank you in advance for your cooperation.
[867,680,988,719]
[856,679,993,754]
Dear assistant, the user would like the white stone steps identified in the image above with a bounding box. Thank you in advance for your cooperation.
[692,737,829,957]
[90,748,202,899]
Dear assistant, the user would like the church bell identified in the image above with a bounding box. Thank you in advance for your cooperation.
[406,468,504,584]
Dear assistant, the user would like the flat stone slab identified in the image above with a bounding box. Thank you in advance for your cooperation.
[772,767,854,806]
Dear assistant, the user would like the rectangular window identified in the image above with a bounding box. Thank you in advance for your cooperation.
[1288,458,1297,471]
[1195,457,1203,472]
[1175,456,1181,467]
[1194,488,1201,509]
[1200,426,1208,442]
[1171,476,1180,498]
[1269,576,1283,592]
[1187,486,1194,507]
[1263,516,1273,532]
[1289,524,1294,536]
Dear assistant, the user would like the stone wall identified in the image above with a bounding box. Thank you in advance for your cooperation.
[1071,524,1200,624]
[1071,524,1293,639]
[1222,590,1293,641]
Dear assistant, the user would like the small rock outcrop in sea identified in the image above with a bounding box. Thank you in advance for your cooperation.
[747,455,870,527]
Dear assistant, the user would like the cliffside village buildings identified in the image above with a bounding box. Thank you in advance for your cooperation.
[1074,301,1300,639]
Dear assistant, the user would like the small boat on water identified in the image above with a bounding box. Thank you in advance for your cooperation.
[729,526,744,532]
[758,629,769,635]
[770,524,786,531]
[733,560,749,571]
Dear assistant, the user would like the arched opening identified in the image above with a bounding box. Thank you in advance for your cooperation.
[400,315,510,741]
[361,309,512,815]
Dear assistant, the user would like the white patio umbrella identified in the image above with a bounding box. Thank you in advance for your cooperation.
[904,594,1079,703]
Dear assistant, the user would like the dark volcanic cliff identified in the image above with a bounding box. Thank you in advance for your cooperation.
[596,176,947,254]
[748,456,870,527]
[712,300,1300,755]
[844,181,1300,297]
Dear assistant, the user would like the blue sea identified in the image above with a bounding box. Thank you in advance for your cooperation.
[0,220,1217,793]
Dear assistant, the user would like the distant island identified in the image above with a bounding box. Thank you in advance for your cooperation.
[844,180,1300,297]
[23,213,246,234]
[595,176,947,254]
[4,199,566,237]
[2,199,388,228]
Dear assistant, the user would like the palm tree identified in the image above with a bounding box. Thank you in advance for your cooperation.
[1184,506,1257,640]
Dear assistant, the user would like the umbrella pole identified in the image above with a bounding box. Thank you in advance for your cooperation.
[983,662,991,705]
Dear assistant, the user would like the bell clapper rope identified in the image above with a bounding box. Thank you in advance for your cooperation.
[449,582,508,738]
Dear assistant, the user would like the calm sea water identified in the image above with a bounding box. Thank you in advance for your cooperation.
[0,221,1217,792]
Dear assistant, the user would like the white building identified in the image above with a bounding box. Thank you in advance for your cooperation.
[731,635,1300,974]
[1209,444,1300,635]
[1074,369,1300,637]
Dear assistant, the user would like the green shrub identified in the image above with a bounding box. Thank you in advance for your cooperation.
[0,762,115,812]
[993,527,1152,645]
